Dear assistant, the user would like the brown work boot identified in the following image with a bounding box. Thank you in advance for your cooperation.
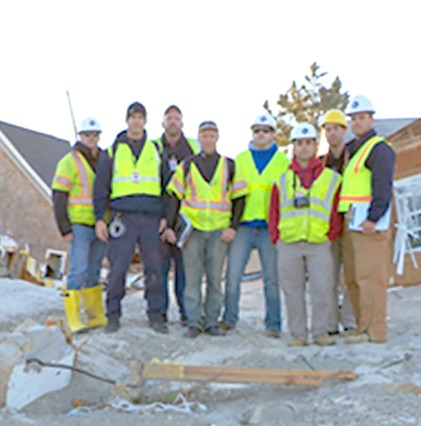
[288,337,307,347]
[344,332,369,344]
[219,321,235,331]
[314,334,335,346]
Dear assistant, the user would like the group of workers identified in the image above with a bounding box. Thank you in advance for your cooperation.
[52,95,395,346]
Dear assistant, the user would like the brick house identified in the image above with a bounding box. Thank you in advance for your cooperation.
[0,121,71,261]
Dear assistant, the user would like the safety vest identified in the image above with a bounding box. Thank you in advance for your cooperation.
[236,149,290,222]
[278,168,341,243]
[339,136,391,212]
[155,136,200,155]
[52,151,96,226]
[109,141,161,199]
[167,156,248,231]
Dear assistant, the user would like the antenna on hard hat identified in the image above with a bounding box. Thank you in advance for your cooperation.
[66,90,78,141]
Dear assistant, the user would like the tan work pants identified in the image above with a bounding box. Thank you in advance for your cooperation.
[277,241,335,339]
[342,225,391,341]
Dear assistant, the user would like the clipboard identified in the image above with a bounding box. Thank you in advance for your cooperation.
[174,213,193,248]
[347,202,391,232]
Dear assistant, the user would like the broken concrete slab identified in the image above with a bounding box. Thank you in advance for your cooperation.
[0,321,75,411]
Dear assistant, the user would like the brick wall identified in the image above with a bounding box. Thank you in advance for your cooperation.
[0,149,68,261]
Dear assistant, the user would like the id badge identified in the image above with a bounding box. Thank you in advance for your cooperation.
[169,156,178,172]
[132,171,141,183]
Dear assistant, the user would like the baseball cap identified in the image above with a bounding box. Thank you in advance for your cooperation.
[198,121,218,132]
[164,104,182,116]
[126,102,147,120]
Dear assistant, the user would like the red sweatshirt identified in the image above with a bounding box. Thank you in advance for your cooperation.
[268,156,342,244]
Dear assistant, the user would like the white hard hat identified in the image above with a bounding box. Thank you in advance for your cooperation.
[251,113,276,130]
[345,96,375,115]
[79,117,102,133]
[290,122,317,141]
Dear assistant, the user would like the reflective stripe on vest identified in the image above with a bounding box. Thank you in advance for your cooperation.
[109,141,161,199]
[338,136,389,212]
[278,168,341,243]
[236,149,290,222]
[52,151,96,225]
[180,157,232,230]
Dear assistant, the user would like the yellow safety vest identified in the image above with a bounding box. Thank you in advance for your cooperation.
[278,168,341,243]
[52,151,96,226]
[235,149,290,222]
[109,141,161,199]
[167,156,248,231]
[155,136,200,155]
[339,136,391,212]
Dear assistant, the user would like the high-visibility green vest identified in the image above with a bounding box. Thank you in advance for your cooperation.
[52,151,96,226]
[167,156,248,231]
[108,141,161,199]
[155,136,200,155]
[278,168,341,243]
[339,136,391,212]
[235,148,290,222]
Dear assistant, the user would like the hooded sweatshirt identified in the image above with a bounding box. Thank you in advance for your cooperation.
[268,156,342,243]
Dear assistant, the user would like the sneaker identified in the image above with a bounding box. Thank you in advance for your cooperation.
[180,315,188,327]
[288,337,307,347]
[344,332,369,344]
[265,329,281,339]
[314,335,335,346]
[184,326,202,338]
[150,321,169,334]
[205,325,226,336]
[104,318,120,334]
[219,321,235,331]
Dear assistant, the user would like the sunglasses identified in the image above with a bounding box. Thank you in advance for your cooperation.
[81,132,100,137]
[294,139,315,146]
[253,128,272,134]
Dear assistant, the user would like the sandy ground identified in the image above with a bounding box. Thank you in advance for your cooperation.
[1,277,421,425]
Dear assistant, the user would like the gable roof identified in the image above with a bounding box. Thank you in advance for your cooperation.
[345,118,418,142]
[0,121,71,202]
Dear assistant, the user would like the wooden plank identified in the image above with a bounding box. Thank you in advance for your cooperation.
[141,363,355,387]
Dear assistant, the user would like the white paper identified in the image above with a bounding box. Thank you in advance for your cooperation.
[348,202,391,232]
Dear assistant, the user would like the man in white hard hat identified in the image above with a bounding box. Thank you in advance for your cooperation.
[269,122,342,346]
[52,118,107,333]
[220,113,289,338]
[320,110,356,335]
[339,96,396,344]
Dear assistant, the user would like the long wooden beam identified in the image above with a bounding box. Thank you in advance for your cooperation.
[140,363,356,387]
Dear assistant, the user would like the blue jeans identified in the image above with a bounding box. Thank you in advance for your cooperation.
[161,242,186,317]
[183,229,228,329]
[67,224,106,290]
[223,225,281,331]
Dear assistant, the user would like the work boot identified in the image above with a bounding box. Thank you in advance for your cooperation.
[344,332,369,345]
[339,328,357,337]
[184,326,202,338]
[205,325,226,336]
[63,289,86,333]
[314,334,335,346]
[81,285,108,329]
[150,321,169,334]
[180,315,188,327]
[219,321,235,331]
[288,337,307,347]
[104,317,120,333]
[264,329,281,339]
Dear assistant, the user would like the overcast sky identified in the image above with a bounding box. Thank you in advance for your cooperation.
[1,0,420,157]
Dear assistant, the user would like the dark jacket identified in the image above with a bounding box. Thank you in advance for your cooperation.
[52,142,101,235]
[93,130,170,220]
[346,129,395,222]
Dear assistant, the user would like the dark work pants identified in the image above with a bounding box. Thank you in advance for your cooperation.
[106,211,164,323]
